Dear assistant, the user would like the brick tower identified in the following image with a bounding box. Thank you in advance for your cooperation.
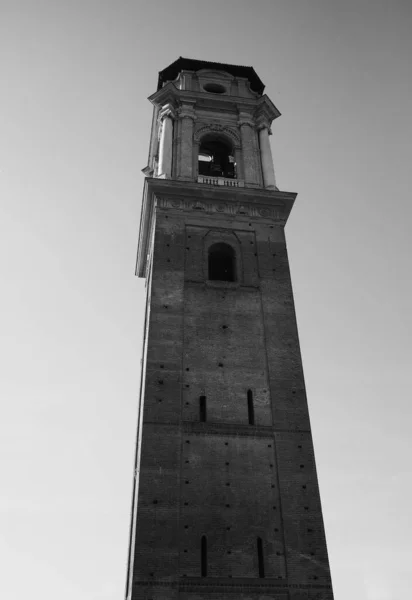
[126,58,334,600]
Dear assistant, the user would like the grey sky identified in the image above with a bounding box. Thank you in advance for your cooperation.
[1,1,411,599]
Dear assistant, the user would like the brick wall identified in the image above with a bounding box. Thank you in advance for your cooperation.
[130,203,333,600]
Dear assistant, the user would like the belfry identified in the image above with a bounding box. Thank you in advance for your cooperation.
[126,58,334,600]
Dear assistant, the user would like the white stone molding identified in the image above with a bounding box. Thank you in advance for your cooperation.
[157,104,176,178]
[258,126,277,189]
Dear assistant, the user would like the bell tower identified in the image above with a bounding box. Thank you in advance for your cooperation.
[126,58,334,600]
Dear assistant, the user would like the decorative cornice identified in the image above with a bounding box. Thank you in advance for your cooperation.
[156,195,285,222]
[254,94,282,129]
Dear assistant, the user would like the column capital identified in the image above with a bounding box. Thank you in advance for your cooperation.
[256,115,272,133]
[158,103,177,122]
[177,102,197,121]
[237,111,255,128]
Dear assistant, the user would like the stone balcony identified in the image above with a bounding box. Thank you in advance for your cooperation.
[197,175,245,188]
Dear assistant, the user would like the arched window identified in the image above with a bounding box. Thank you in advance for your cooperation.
[257,537,265,578]
[208,243,236,282]
[201,535,207,577]
[247,390,255,425]
[198,138,236,179]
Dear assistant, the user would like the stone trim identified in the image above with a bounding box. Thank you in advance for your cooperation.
[133,579,333,591]
[142,421,311,438]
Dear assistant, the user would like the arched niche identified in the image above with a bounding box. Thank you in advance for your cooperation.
[194,125,242,181]
[203,230,242,286]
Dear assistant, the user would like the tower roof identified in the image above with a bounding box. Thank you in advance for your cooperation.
[157,57,265,95]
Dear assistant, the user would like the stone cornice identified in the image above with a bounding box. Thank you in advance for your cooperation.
[156,195,286,222]
[254,94,282,127]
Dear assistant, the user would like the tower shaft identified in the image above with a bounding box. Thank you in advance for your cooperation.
[126,58,334,600]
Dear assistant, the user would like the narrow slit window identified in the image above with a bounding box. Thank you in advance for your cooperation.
[200,396,206,422]
[247,389,255,425]
[201,536,207,577]
[208,243,236,282]
[257,537,265,578]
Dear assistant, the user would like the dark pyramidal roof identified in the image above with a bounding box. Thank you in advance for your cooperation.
[157,57,265,95]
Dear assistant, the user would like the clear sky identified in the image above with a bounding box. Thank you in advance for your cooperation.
[1,1,411,599]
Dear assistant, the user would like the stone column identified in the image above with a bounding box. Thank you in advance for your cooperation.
[238,112,259,186]
[158,104,175,178]
[177,102,196,181]
[258,125,277,189]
